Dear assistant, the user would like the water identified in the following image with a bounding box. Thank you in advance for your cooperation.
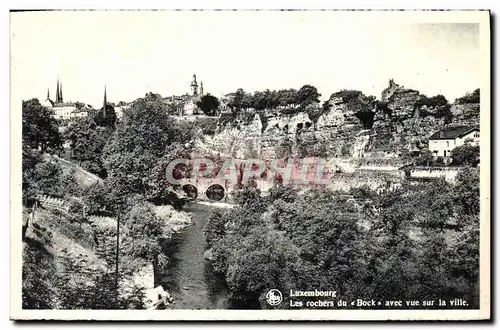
[159,202,230,309]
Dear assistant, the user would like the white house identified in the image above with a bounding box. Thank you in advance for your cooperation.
[428,125,480,157]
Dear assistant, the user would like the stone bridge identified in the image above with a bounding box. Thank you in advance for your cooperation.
[179,178,233,201]
[179,177,275,202]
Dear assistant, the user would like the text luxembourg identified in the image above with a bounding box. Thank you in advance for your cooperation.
[290,289,337,298]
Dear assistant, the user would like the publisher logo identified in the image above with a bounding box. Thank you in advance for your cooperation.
[266,289,283,306]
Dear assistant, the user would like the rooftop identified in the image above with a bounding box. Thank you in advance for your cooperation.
[53,102,77,107]
[429,125,479,140]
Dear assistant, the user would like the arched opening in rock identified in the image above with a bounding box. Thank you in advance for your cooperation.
[206,184,225,201]
[354,111,375,129]
[182,184,198,199]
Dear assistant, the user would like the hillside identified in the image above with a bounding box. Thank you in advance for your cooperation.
[22,156,192,309]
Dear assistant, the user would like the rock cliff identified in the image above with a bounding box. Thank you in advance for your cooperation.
[193,80,479,160]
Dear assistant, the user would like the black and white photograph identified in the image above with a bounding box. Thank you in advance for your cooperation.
[9,9,490,321]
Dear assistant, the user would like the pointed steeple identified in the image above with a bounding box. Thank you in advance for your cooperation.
[200,81,204,96]
[46,88,50,100]
[56,77,60,103]
[103,85,107,118]
[59,80,63,103]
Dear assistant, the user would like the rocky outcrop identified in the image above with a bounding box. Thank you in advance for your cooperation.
[199,111,315,160]
[262,112,314,158]
[315,92,375,157]
[451,103,480,124]
[193,80,479,159]
[370,81,447,153]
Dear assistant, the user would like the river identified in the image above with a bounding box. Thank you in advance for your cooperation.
[159,202,231,309]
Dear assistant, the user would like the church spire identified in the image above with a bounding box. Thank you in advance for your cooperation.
[200,81,204,96]
[59,80,63,103]
[103,85,107,117]
[56,77,60,103]
[46,88,50,100]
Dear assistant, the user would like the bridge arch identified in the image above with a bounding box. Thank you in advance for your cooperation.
[205,184,225,201]
[182,184,198,199]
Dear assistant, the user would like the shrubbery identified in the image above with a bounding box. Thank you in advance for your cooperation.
[455,89,480,104]
[451,144,480,167]
[205,174,480,309]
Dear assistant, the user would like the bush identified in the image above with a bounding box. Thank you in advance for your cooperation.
[451,144,480,167]
[415,149,434,166]
[455,89,480,104]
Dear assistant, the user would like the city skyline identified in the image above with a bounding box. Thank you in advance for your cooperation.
[11,11,481,108]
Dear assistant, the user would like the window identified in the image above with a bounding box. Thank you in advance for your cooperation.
[446,141,450,147]
[474,132,480,138]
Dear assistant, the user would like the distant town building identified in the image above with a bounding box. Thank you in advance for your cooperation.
[114,105,130,120]
[44,78,94,120]
[164,74,205,116]
[428,125,479,157]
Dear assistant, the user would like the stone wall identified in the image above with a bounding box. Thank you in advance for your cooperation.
[326,170,403,192]
[406,166,460,183]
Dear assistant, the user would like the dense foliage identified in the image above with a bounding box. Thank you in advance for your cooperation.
[102,93,178,200]
[21,94,190,310]
[22,99,62,152]
[64,117,114,177]
[205,171,480,309]
[196,94,220,116]
[451,144,480,167]
[455,89,480,104]
[226,85,320,113]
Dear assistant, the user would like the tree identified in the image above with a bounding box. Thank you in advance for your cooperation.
[22,145,43,204]
[22,239,57,309]
[81,181,117,216]
[205,180,480,308]
[64,117,113,177]
[415,149,434,166]
[455,89,480,104]
[102,93,177,198]
[123,201,170,270]
[227,88,246,111]
[94,104,117,128]
[196,94,220,116]
[22,99,62,152]
[251,91,267,110]
[145,143,192,205]
[451,144,480,167]
[30,160,64,197]
[296,85,321,107]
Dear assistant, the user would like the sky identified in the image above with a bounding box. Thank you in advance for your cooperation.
[10,11,484,108]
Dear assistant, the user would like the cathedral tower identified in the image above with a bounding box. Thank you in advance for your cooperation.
[190,74,198,95]
[55,77,63,103]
